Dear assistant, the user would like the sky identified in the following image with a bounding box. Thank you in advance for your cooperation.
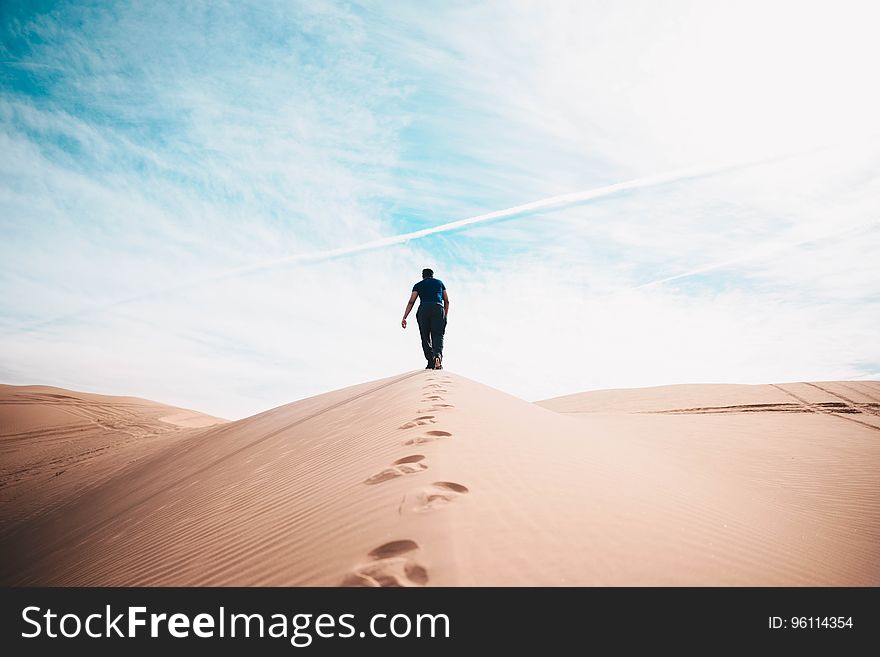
[1,0,879,419]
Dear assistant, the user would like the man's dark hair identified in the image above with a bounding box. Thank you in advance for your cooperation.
[422,268,434,278]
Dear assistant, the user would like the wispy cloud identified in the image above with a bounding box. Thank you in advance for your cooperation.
[3,144,817,336]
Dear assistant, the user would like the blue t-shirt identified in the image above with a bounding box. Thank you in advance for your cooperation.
[412,277,445,305]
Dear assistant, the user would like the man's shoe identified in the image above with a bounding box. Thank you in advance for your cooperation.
[434,355,442,370]
[425,361,435,369]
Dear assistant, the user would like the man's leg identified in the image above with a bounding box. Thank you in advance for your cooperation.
[416,308,434,366]
[430,304,446,366]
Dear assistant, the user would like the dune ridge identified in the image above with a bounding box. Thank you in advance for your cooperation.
[1,374,878,586]
[0,384,226,529]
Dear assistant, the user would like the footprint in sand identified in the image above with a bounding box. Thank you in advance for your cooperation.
[410,481,469,513]
[398,415,437,430]
[423,395,445,401]
[404,430,452,445]
[340,539,429,587]
[417,403,455,413]
[364,455,428,485]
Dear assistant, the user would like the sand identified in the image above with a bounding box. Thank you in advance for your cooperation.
[0,374,877,586]
[0,385,226,529]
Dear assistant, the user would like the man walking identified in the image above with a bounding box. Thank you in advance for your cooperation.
[401,268,449,370]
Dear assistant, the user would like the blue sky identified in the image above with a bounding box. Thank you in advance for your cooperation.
[1,0,879,418]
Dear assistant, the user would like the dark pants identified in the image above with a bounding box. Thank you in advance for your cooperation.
[416,303,447,363]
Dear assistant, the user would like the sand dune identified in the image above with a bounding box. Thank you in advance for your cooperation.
[538,380,880,417]
[0,385,226,530]
[1,374,878,586]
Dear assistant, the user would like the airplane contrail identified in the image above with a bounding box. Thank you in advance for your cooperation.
[162,154,784,285]
[630,219,880,291]
[0,143,848,338]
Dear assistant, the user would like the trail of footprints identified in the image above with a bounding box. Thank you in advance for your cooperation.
[343,373,469,587]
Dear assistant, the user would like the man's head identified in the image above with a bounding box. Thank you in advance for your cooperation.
[422,268,434,279]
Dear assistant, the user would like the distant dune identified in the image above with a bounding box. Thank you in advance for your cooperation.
[1,375,878,586]
[538,381,880,422]
[0,385,226,529]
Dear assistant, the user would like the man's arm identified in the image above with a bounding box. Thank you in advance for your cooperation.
[442,289,450,317]
[401,291,418,328]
